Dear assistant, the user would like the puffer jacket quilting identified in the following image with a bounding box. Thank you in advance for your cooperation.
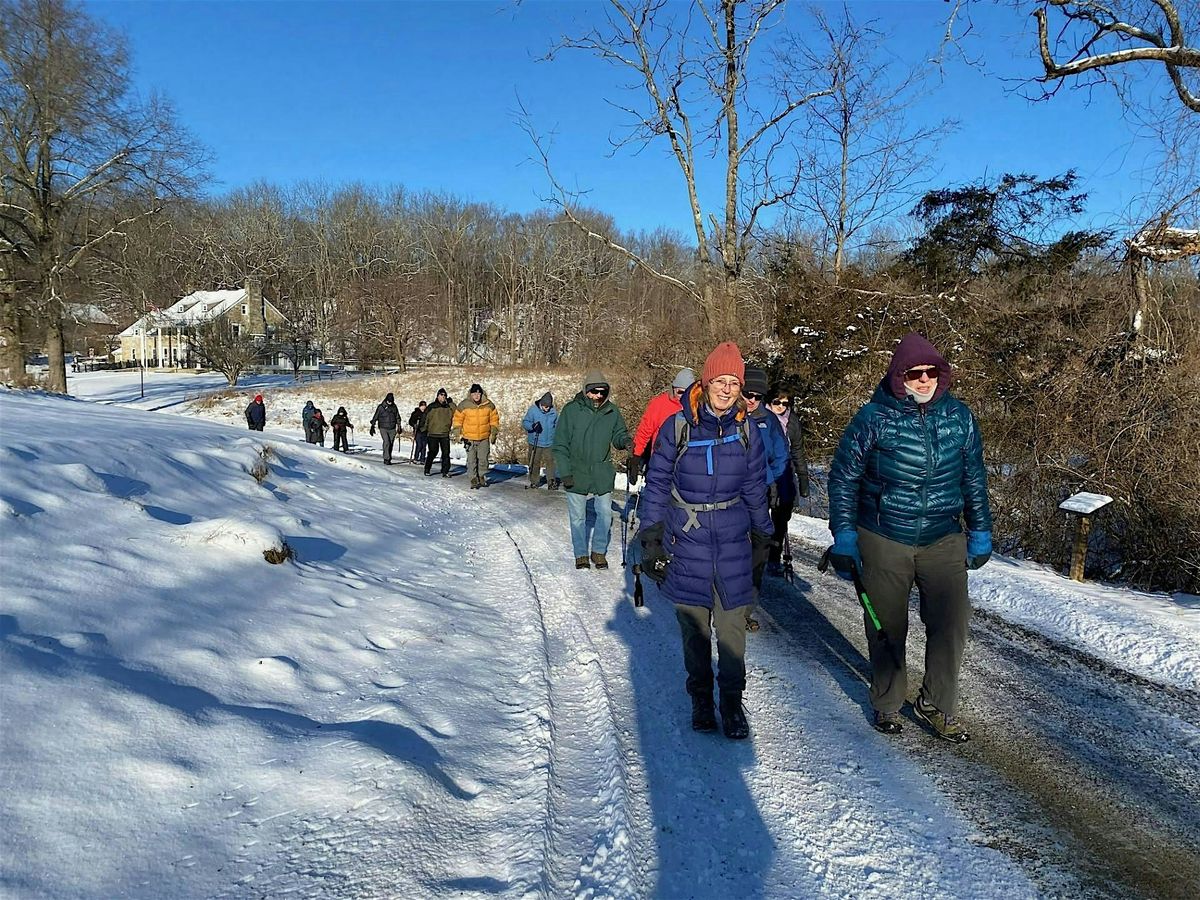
[828,379,991,546]
[639,385,773,609]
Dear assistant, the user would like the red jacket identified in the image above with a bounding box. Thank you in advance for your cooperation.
[633,390,682,457]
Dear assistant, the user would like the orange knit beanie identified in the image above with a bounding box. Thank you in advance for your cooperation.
[700,341,745,387]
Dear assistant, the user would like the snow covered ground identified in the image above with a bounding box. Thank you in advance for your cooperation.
[1,370,1196,898]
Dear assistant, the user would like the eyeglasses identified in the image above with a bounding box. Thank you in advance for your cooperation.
[672,387,686,396]
[742,392,764,401]
[903,366,939,382]
[769,398,790,407]
[709,378,741,391]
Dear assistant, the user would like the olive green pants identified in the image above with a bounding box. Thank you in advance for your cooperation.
[858,528,971,716]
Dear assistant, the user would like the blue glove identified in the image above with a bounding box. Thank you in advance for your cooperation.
[828,530,861,581]
[967,530,992,570]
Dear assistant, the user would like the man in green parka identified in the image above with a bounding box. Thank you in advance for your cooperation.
[553,370,631,570]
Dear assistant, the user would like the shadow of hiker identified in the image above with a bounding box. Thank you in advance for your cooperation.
[0,614,476,801]
[605,583,777,898]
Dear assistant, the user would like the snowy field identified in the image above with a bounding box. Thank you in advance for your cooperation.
[1,369,1197,898]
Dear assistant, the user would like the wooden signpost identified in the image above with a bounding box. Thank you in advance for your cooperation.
[1058,492,1114,582]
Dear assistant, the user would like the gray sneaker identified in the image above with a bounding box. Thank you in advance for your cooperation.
[913,694,969,743]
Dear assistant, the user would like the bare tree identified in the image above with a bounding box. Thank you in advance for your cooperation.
[784,7,954,277]
[540,0,834,340]
[188,319,259,386]
[0,0,204,393]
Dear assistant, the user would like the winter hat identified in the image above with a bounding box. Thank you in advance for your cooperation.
[469,383,483,395]
[886,332,951,402]
[743,367,768,396]
[672,368,696,391]
[700,341,745,388]
[538,391,554,408]
[254,394,263,402]
[583,370,609,392]
[437,387,448,398]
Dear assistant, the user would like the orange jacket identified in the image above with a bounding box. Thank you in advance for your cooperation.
[452,393,500,441]
[633,390,682,457]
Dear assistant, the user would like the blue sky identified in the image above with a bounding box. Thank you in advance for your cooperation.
[86,0,1165,240]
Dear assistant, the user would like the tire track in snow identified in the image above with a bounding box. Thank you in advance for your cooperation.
[501,515,641,899]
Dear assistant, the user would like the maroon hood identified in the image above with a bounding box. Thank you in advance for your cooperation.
[886,332,952,402]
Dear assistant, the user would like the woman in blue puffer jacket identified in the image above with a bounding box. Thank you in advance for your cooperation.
[639,341,773,740]
[827,332,992,743]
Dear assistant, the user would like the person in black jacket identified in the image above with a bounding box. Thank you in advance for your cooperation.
[765,385,810,574]
[369,392,402,465]
[408,400,428,463]
[306,407,328,446]
[330,407,354,452]
[245,394,266,431]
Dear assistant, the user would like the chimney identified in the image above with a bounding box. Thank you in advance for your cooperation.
[244,277,266,336]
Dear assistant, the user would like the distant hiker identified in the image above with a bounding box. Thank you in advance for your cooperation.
[827,332,992,742]
[301,400,315,438]
[741,366,789,632]
[306,408,327,446]
[245,394,265,431]
[369,392,401,465]
[330,406,353,453]
[638,341,772,740]
[628,367,695,487]
[522,391,558,489]
[767,385,809,574]
[452,383,500,489]
[423,388,455,477]
[408,400,428,462]
[552,370,631,569]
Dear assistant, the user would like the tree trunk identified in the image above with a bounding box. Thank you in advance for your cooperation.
[0,256,24,384]
[44,271,68,393]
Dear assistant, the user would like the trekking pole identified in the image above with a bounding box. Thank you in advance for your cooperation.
[782,533,794,584]
[818,548,901,669]
[623,491,644,607]
[526,441,537,487]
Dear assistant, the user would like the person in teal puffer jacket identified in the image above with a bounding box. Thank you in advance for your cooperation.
[827,332,992,743]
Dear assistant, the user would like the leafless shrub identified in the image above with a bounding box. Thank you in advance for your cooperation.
[263,541,293,564]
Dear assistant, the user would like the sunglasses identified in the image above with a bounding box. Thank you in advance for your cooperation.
[587,387,609,397]
[904,366,939,382]
[769,398,790,407]
[742,392,764,401]
[672,387,686,396]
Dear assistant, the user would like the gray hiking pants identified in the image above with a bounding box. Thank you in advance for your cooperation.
[859,528,971,716]
[379,427,396,463]
[528,445,556,487]
[467,438,490,482]
[675,588,747,698]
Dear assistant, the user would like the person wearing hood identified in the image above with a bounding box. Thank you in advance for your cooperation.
[522,391,559,489]
[638,342,772,740]
[369,392,402,465]
[552,370,631,569]
[245,394,266,431]
[827,332,992,742]
[330,406,354,453]
[423,389,455,477]
[452,383,500,488]
[301,400,315,438]
[306,407,327,446]
[628,367,696,487]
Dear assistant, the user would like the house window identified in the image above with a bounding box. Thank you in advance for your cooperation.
[241,304,248,316]
[231,323,241,336]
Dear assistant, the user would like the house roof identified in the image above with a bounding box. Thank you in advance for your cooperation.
[118,287,288,337]
[66,303,117,326]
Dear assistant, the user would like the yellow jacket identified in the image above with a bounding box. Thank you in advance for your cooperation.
[452,393,500,441]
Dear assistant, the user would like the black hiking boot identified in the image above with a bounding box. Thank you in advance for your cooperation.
[575,556,591,569]
[913,693,970,743]
[872,710,903,735]
[691,694,718,732]
[720,692,750,740]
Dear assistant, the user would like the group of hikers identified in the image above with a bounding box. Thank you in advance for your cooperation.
[244,331,992,746]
